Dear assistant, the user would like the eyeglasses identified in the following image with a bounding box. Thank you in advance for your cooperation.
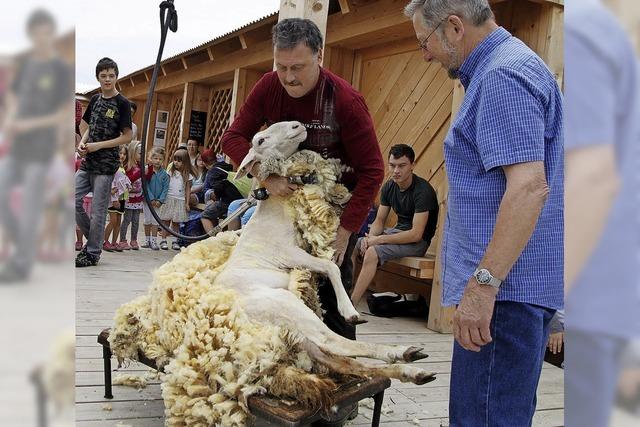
[417,17,448,51]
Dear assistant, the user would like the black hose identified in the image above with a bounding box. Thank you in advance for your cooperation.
[139,0,210,242]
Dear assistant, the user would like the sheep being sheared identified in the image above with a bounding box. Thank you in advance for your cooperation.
[108,121,435,426]
[223,122,432,366]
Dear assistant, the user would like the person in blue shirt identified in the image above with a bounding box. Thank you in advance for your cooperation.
[564,1,640,425]
[406,1,563,425]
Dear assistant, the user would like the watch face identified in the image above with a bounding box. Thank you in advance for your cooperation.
[476,269,491,284]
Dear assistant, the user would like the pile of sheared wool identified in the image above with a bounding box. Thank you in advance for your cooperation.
[109,150,352,426]
[42,331,75,420]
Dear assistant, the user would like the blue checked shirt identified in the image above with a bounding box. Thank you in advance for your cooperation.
[441,27,564,310]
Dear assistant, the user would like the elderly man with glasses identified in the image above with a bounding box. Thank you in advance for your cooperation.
[405,0,564,425]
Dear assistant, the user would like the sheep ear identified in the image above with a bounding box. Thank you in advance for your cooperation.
[236,149,258,180]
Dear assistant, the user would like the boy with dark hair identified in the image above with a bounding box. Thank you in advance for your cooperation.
[75,57,132,267]
[0,8,70,281]
[351,144,439,305]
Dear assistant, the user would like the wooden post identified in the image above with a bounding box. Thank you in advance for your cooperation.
[178,82,195,146]
[537,3,564,88]
[426,81,464,333]
[278,0,330,65]
[278,0,330,33]
[229,68,263,124]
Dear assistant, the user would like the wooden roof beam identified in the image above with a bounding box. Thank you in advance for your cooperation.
[130,77,135,87]
[239,34,248,49]
[325,0,407,45]
[160,65,167,76]
[338,0,350,14]
[207,46,215,61]
[181,57,188,69]
[143,71,150,82]
[124,39,273,99]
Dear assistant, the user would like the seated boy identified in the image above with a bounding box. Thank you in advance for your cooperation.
[351,144,438,305]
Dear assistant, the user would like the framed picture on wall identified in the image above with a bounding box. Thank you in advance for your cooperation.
[153,128,166,147]
[156,110,169,129]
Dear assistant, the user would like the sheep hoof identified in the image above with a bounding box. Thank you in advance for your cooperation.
[413,371,436,385]
[403,346,429,362]
[346,315,368,325]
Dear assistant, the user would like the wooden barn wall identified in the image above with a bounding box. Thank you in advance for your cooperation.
[351,0,563,256]
[354,40,452,255]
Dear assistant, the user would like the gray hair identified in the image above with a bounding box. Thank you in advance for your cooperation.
[272,18,323,54]
[404,0,494,29]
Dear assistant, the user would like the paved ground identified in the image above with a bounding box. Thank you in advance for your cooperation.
[75,232,564,426]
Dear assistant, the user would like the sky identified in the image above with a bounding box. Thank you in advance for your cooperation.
[75,0,280,93]
[0,0,280,93]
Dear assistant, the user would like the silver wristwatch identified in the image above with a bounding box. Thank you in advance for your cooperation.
[473,268,502,288]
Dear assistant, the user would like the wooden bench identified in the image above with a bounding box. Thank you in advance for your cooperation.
[354,252,456,333]
[98,329,391,426]
[355,255,435,304]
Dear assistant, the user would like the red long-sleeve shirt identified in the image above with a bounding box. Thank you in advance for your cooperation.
[221,67,384,233]
[125,163,154,204]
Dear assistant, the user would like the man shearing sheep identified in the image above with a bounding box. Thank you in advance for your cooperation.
[222,18,385,344]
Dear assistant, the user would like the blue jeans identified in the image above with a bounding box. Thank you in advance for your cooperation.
[75,170,114,257]
[564,329,626,427]
[449,301,555,426]
[0,157,49,274]
[227,198,256,227]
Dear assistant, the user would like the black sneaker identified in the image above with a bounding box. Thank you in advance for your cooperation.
[0,263,29,283]
[75,250,99,267]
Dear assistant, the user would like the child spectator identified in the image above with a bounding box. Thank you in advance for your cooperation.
[159,149,194,250]
[189,152,207,206]
[75,57,132,267]
[200,149,242,234]
[103,145,130,251]
[547,310,564,354]
[187,138,199,168]
[142,147,169,250]
[130,102,138,140]
[118,141,146,250]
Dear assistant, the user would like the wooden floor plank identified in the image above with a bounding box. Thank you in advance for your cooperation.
[75,231,564,425]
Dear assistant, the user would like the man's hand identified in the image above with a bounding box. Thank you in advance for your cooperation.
[263,174,298,197]
[359,234,370,257]
[359,233,382,257]
[454,279,498,352]
[77,142,88,158]
[332,225,352,266]
[151,200,161,208]
[547,332,563,354]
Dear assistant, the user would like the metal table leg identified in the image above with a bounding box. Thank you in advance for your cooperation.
[371,390,385,427]
[103,345,114,399]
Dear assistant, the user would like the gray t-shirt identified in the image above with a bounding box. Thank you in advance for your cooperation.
[10,56,70,162]
[380,174,438,244]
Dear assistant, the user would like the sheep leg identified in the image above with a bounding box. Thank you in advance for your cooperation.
[242,288,427,364]
[282,247,363,324]
[300,339,436,385]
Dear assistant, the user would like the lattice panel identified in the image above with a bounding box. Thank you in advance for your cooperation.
[164,96,183,165]
[204,87,232,153]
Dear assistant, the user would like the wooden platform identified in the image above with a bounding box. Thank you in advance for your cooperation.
[75,231,564,426]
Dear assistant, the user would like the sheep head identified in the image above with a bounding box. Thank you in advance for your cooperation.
[236,121,307,179]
